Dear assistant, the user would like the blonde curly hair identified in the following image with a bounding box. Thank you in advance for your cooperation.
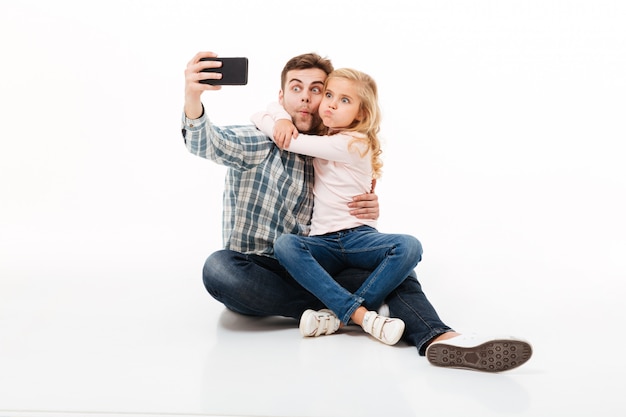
[325,68,383,179]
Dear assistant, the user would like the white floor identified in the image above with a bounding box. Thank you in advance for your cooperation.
[2,1,625,416]
[1,225,624,417]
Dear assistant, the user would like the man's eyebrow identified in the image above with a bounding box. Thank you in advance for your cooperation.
[287,78,325,86]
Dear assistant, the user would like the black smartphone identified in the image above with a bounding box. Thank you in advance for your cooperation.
[199,57,248,85]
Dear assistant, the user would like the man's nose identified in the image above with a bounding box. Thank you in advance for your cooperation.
[301,94,310,103]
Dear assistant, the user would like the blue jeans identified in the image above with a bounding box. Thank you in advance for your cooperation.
[273,226,422,324]
[202,248,453,355]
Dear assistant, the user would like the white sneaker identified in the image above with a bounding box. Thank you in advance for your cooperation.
[426,333,533,372]
[361,311,405,345]
[299,309,340,337]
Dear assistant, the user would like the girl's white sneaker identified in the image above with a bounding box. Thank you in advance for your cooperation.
[361,311,405,345]
[299,309,341,337]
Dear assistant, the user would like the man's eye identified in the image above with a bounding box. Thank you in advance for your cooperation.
[293,86,301,92]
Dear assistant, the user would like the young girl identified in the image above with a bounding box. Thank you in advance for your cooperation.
[251,68,422,345]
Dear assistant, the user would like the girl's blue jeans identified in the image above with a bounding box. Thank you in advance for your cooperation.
[273,226,423,324]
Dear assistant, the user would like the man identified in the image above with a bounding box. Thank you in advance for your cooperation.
[181,51,532,372]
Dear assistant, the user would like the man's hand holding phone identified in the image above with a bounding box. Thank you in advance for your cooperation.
[184,51,248,119]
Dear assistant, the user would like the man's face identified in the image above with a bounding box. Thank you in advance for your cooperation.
[279,68,327,134]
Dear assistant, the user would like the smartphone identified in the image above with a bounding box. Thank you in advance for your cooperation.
[199,57,248,85]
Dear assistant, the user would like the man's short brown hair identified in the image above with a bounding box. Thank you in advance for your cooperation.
[280,53,334,89]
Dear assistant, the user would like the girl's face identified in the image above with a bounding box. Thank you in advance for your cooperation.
[318,77,362,131]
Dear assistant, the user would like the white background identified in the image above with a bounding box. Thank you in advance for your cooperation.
[1,1,625,416]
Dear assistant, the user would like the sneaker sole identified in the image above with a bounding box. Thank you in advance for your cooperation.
[427,339,532,372]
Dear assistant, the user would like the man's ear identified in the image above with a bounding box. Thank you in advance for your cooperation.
[278,89,284,105]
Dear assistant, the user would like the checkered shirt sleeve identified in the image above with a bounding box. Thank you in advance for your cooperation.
[182,112,314,256]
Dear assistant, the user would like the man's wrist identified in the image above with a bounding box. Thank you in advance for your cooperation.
[184,97,205,119]
[183,104,206,129]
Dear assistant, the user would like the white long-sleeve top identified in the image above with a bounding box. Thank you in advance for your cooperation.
[252,104,377,236]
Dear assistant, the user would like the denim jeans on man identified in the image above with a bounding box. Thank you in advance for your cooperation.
[273,225,423,324]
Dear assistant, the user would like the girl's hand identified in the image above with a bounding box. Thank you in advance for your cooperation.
[273,119,299,149]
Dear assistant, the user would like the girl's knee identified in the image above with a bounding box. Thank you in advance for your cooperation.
[401,235,423,260]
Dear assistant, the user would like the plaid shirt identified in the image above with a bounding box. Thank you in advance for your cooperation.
[182,112,314,256]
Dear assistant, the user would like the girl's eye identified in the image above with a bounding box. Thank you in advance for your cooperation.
[325,92,332,98]
[341,97,350,104]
